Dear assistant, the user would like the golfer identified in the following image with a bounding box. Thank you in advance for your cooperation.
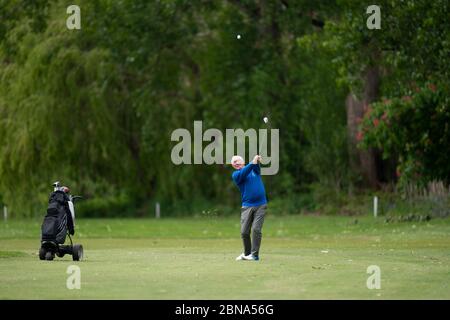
[231,155,267,261]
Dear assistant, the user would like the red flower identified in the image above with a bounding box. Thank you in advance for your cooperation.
[381,112,388,121]
[402,95,412,102]
[356,131,364,142]
[428,83,437,92]
[364,106,373,117]
[411,82,421,93]
[373,118,380,127]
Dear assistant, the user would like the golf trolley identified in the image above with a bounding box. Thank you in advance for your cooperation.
[39,181,84,261]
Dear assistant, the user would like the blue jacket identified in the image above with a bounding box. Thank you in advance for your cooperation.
[232,163,267,207]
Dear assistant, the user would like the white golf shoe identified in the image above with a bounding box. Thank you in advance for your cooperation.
[235,253,246,261]
[243,254,259,261]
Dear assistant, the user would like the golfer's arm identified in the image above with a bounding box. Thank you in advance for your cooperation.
[253,163,261,175]
[233,163,256,184]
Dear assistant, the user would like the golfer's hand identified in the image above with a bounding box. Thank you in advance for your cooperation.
[252,155,261,164]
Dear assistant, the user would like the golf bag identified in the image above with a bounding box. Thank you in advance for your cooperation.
[41,190,74,244]
[39,181,83,261]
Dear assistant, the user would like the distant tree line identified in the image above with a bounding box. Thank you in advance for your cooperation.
[0,0,448,217]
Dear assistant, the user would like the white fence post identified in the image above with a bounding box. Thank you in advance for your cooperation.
[155,202,160,219]
[3,206,7,221]
[373,196,378,218]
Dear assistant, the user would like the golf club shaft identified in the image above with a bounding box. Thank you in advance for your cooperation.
[259,122,271,157]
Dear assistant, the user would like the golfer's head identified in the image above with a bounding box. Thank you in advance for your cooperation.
[231,155,244,170]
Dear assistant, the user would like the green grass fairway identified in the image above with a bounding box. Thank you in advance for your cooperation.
[0,215,449,299]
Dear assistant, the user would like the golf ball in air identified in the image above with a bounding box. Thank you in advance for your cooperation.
[237,34,241,39]
[263,117,269,123]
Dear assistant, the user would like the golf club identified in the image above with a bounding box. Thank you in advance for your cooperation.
[259,115,272,157]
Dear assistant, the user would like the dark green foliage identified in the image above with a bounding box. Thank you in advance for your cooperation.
[349,0,450,185]
[359,82,450,184]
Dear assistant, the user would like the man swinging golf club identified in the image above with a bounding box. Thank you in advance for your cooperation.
[231,154,267,261]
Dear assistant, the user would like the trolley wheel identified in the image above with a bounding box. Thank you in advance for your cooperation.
[39,247,46,260]
[72,244,83,261]
[45,251,54,261]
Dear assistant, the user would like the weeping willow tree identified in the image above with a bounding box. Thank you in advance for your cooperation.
[0,3,140,216]
[0,0,215,216]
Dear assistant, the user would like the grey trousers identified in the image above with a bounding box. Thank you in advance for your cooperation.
[240,204,267,257]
